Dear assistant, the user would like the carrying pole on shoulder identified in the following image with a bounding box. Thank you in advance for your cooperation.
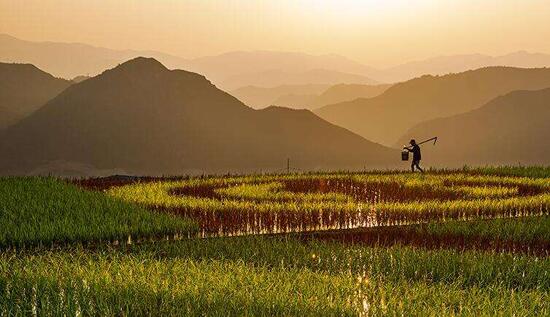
[417,136,438,146]
[401,136,437,161]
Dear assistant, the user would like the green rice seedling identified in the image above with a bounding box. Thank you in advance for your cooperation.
[0,177,198,248]
[122,236,550,291]
[421,215,550,244]
[106,172,550,235]
[0,238,548,316]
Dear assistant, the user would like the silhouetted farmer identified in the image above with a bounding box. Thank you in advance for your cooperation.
[406,139,424,172]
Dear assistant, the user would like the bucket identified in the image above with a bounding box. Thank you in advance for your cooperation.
[401,149,409,161]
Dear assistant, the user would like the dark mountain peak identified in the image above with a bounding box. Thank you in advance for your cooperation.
[0,62,70,84]
[0,62,71,128]
[259,105,313,117]
[0,58,394,175]
[0,62,55,79]
[109,57,168,75]
[262,105,303,112]
[73,57,173,91]
[98,57,211,86]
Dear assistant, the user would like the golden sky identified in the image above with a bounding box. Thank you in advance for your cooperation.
[1,0,550,67]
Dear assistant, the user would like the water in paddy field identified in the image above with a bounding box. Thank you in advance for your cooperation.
[75,174,550,238]
[163,178,549,237]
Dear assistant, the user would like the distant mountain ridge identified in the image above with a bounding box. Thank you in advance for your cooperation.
[309,84,392,109]
[379,51,550,82]
[269,83,392,110]
[218,68,376,90]
[186,50,378,83]
[231,83,391,110]
[230,84,330,109]
[187,51,378,89]
[315,67,550,146]
[0,33,191,80]
[0,57,395,176]
[397,87,550,166]
[0,62,71,129]
[5,33,550,88]
[0,34,377,90]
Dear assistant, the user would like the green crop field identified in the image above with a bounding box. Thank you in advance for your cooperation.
[106,172,550,234]
[0,178,198,248]
[1,168,549,316]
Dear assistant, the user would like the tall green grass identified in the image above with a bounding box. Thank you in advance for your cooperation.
[129,237,550,291]
[0,238,548,316]
[0,177,198,247]
[421,215,550,243]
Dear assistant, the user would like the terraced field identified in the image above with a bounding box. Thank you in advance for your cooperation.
[1,168,549,315]
[102,172,550,235]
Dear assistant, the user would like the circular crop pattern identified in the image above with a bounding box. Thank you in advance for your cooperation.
[107,173,550,236]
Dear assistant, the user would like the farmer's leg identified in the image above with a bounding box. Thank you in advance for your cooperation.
[411,161,415,172]
[415,161,424,173]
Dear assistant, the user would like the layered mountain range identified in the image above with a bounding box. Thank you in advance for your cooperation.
[2,33,550,172]
[397,88,550,166]
[231,83,391,110]
[0,58,394,176]
[6,34,550,88]
[315,67,550,145]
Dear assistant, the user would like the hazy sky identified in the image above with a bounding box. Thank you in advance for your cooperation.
[2,0,550,67]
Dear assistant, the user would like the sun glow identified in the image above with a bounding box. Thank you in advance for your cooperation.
[297,0,424,20]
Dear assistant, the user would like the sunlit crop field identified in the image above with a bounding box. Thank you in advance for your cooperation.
[103,172,550,235]
[1,168,549,316]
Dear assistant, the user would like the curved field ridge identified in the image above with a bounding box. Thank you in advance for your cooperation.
[298,216,550,256]
[107,173,550,236]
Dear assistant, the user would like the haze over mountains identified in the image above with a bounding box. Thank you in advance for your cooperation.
[316,67,550,146]
[0,58,394,176]
[0,34,377,90]
[5,34,550,91]
[0,62,71,129]
[182,51,379,89]
[230,84,330,109]
[311,84,391,108]
[218,68,376,91]
[2,33,550,172]
[0,33,189,80]
[379,51,550,83]
[231,83,391,110]
[292,84,392,110]
[397,88,550,166]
